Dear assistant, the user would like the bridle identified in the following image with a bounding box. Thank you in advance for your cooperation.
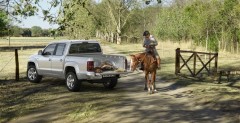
[136,53,147,63]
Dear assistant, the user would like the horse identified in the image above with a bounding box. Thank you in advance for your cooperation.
[130,52,159,94]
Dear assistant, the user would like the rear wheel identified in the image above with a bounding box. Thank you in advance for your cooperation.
[103,78,118,89]
[66,72,81,92]
[27,65,42,83]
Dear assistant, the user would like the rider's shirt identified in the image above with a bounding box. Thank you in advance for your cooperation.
[143,35,158,53]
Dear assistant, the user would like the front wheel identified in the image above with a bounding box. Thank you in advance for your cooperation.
[66,72,81,92]
[103,78,118,89]
[27,65,42,83]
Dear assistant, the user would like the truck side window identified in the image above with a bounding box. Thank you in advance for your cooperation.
[43,44,56,55]
[55,44,66,56]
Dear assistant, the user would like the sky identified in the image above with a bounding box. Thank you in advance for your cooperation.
[16,0,60,29]
[16,0,102,29]
[17,16,59,29]
[15,0,169,29]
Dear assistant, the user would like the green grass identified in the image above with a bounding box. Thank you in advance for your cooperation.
[0,79,123,123]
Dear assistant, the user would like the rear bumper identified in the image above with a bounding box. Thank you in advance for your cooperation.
[79,71,132,80]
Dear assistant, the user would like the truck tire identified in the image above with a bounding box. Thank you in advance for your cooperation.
[27,65,42,83]
[66,72,81,92]
[103,78,118,89]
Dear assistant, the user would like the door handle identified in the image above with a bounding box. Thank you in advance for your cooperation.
[49,59,51,61]
[60,59,63,62]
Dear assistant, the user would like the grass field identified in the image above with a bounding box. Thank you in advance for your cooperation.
[0,37,66,80]
[0,37,66,46]
[0,37,239,122]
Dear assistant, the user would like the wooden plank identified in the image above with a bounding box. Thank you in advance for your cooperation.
[176,49,218,78]
[214,53,218,74]
[175,48,180,75]
[196,54,210,74]
[15,49,19,81]
[179,54,194,76]
[179,53,194,70]
[180,50,217,55]
[193,52,196,76]
[195,55,216,76]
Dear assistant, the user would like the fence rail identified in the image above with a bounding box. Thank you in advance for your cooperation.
[0,48,41,81]
[0,46,45,51]
[175,48,218,77]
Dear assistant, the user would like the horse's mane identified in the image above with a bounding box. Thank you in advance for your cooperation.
[136,52,156,65]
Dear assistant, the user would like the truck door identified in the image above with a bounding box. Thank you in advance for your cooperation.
[51,43,66,77]
[37,44,56,75]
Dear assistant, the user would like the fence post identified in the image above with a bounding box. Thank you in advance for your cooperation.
[15,49,19,81]
[193,52,197,76]
[175,48,180,75]
[214,53,218,74]
[209,53,211,74]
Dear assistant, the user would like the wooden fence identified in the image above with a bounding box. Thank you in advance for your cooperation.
[175,48,218,77]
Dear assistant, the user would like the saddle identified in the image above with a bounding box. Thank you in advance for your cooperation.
[146,50,157,62]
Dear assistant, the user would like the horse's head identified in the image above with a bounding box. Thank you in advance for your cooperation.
[129,54,141,71]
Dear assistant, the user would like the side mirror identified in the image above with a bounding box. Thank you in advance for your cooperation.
[38,50,43,55]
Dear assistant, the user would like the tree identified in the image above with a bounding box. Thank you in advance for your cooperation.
[22,28,32,37]
[0,10,8,36]
[220,0,240,52]
[57,0,96,39]
[0,0,62,22]
[10,26,23,37]
[42,29,51,37]
[31,26,42,37]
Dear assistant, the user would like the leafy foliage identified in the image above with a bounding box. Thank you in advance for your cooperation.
[2,0,240,53]
[0,10,8,36]
[155,0,240,52]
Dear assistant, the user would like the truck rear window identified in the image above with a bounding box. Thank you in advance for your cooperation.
[69,43,102,54]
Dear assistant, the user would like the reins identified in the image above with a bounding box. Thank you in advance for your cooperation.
[138,53,147,63]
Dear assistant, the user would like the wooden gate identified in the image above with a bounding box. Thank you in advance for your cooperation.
[175,48,218,77]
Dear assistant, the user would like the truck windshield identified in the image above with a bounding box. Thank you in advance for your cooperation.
[69,43,102,54]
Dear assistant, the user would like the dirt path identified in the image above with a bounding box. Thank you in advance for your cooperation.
[7,46,240,123]
[82,72,237,123]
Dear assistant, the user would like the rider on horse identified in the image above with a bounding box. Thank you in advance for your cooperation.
[140,30,161,70]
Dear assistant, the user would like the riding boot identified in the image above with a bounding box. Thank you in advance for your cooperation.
[157,58,161,69]
[140,62,144,71]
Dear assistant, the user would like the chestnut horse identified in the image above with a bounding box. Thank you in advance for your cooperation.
[130,52,159,94]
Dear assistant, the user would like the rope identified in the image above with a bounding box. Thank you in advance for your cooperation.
[0,55,14,73]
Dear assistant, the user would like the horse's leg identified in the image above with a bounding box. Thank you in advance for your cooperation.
[153,71,157,91]
[150,73,155,94]
[144,71,148,90]
[148,79,151,94]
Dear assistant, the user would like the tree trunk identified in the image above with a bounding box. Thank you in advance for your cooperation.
[116,33,121,44]
[116,9,121,45]
[96,30,100,38]
[206,29,208,51]
[233,28,238,53]
[111,32,114,43]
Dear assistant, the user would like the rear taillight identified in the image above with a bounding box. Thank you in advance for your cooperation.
[87,61,94,72]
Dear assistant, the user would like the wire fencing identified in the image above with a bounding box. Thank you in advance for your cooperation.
[0,49,40,80]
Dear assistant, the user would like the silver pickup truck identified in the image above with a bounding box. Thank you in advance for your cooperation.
[27,40,129,91]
